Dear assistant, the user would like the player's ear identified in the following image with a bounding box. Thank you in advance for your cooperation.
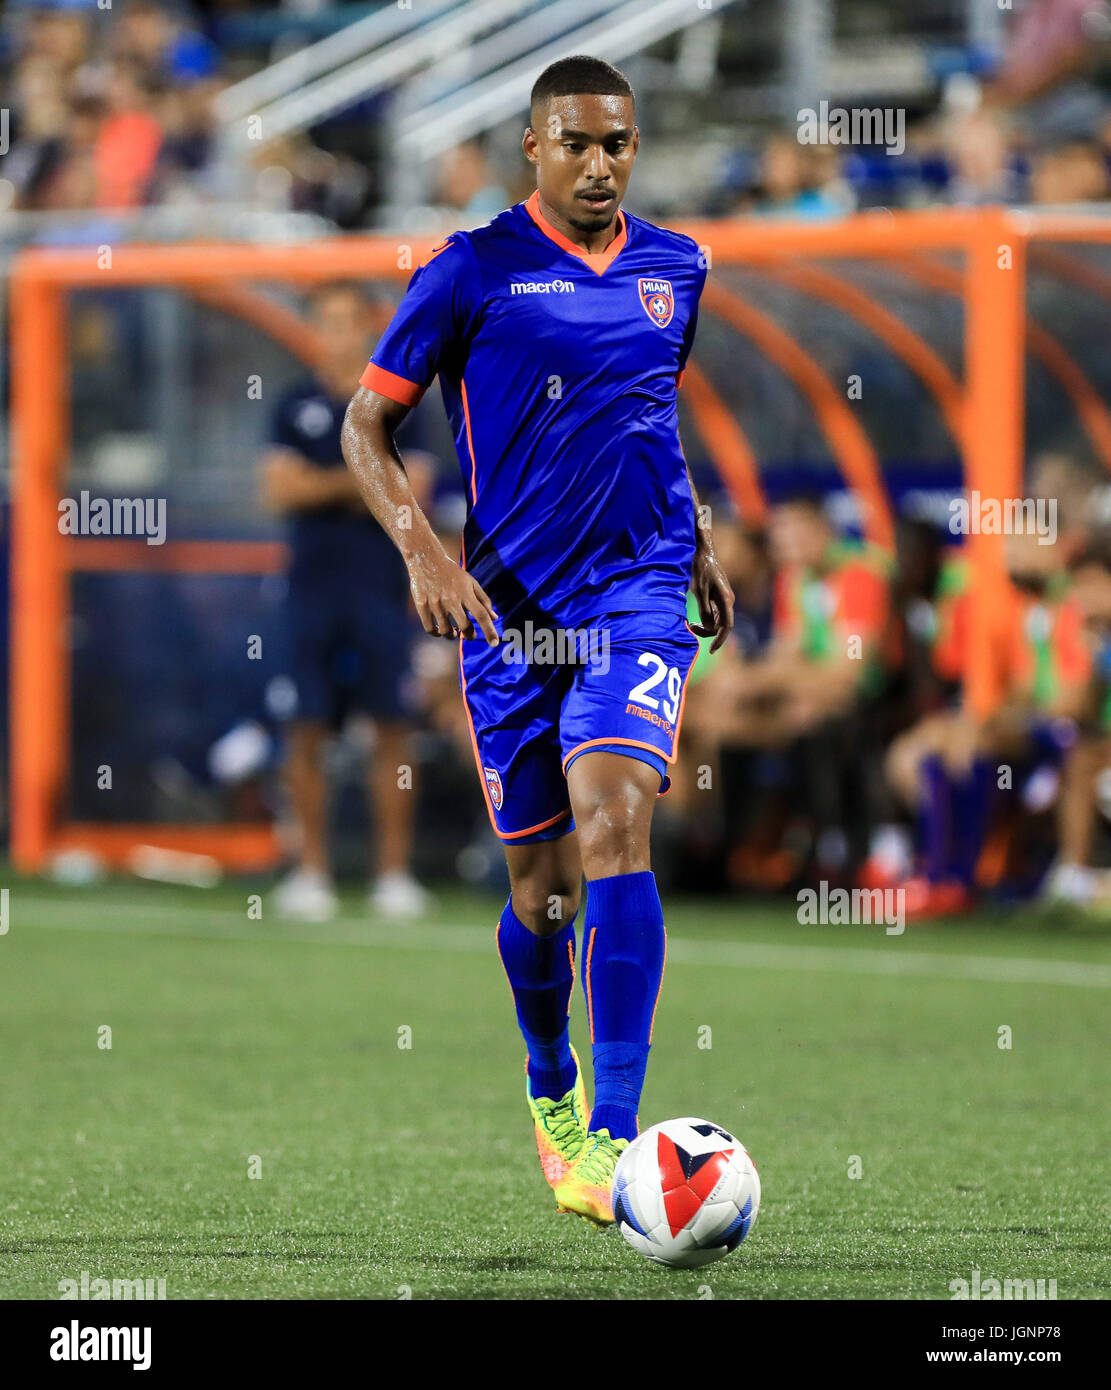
[522,126,539,166]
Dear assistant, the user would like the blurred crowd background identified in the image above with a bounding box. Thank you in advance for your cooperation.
[8,0,1111,233]
[6,0,1111,916]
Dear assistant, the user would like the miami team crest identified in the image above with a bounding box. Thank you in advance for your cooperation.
[483,766,504,811]
[639,278,674,329]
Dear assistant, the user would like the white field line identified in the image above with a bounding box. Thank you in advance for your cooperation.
[12,895,1111,990]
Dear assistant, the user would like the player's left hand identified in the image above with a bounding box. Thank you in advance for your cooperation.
[690,550,734,653]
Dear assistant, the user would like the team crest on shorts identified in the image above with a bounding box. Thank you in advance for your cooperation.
[639,278,674,329]
[483,766,504,811]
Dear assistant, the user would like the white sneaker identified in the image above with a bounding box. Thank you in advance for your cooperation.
[1041,861,1096,907]
[369,870,432,919]
[274,868,338,921]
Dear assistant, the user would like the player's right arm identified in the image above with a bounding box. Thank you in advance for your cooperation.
[341,387,498,645]
[342,234,497,645]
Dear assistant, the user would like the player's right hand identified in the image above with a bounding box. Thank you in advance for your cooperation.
[407,546,500,645]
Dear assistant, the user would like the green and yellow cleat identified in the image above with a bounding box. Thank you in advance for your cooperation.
[553,1128,629,1228]
[526,1046,590,1192]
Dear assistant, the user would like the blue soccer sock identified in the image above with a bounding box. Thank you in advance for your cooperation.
[949,758,993,888]
[583,871,666,1143]
[496,900,577,1101]
[918,754,952,884]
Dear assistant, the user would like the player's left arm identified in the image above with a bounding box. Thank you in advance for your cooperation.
[680,251,733,652]
[686,463,734,653]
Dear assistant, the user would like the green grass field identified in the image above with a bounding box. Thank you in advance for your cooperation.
[2,875,1109,1300]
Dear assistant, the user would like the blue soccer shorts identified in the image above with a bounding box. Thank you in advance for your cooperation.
[459,609,701,844]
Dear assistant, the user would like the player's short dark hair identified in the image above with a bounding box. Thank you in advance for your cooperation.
[529,55,635,126]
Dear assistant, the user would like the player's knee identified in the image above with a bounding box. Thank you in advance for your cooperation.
[884,736,911,789]
[511,876,581,934]
[576,789,652,872]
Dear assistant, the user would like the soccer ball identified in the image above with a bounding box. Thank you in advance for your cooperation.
[612,1118,760,1268]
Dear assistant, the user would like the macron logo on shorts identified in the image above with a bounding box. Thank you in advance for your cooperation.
[510,280,576,295]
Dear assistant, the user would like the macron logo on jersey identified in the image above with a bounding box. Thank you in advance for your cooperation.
[510,279,576,295]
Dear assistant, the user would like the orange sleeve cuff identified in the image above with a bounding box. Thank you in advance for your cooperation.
[677,368,686,388]
[359,362,425,406]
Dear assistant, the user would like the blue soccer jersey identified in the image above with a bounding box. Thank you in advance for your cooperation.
[361,193,706,840]
[361,191,706,628]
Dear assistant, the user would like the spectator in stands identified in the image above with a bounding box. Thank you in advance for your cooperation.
[740,132,849,220]
[152,78,219,197]
[939,107,1022,205]
[436,140,510,222]
[110,0,177,74]
[983,0,1111,140]
[259,282,433,920]
[2,55,73,208]
[247,131,372,225]
[22,3,91,77]
[2,0,222,215]
[94,59,164,207]
[1029,137,1111,201]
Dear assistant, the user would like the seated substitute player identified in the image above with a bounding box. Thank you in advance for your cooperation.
[341,56,733,1225]
[260,281,432,921]
[709,494,891,877]
[1046,544,1111,907]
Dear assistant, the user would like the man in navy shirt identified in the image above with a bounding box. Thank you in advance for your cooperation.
[260,281,431,919]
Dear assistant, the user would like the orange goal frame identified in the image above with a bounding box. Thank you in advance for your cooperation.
[9,206,1110,873]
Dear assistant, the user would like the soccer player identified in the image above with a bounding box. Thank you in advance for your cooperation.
[888,529,1091,915]
[341,56,733,1225]
[709,494,891,876]
[1047,545,1111,906]
[261,281,432,921]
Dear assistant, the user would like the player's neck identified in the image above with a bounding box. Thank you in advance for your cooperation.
[535,193,622,255]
